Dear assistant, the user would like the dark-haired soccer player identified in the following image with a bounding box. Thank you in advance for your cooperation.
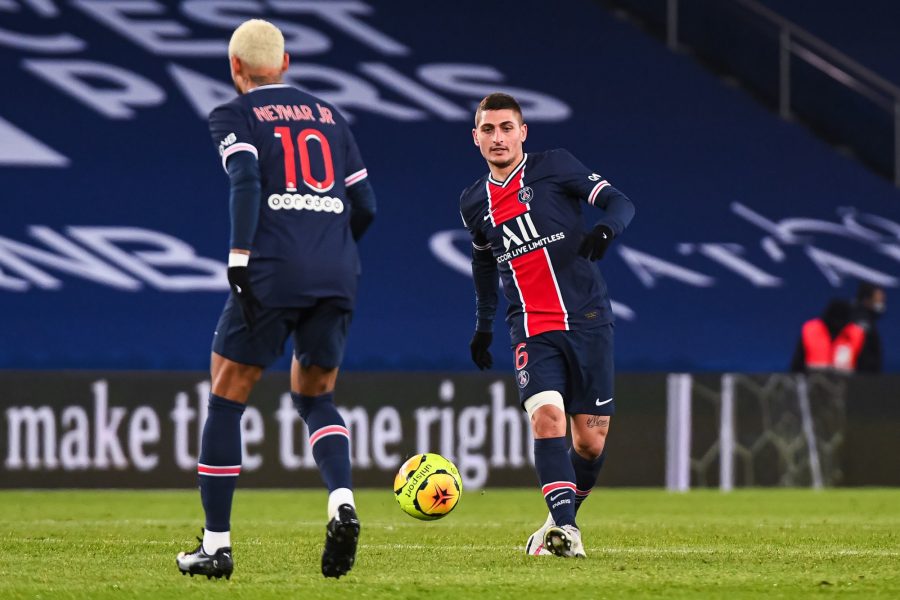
[176,19,375,580]
[459,93,634,558]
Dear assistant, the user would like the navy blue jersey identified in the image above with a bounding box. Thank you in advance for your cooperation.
[459,149,632,343]
[209,84,368,308]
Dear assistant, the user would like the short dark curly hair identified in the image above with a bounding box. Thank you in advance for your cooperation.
[475,93,523,126]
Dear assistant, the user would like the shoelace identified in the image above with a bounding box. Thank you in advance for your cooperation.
[189,530,205,555]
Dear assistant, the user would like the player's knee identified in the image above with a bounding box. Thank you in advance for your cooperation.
[230,362,262,385]
[572,436,606,461]
[298,366,338,396]
[532,415,564,438]
[211,356,263,401]
[292,392,340,422]
[300,380,333,396]
[525,391,566,438]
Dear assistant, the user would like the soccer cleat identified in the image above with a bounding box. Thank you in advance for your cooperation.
[321,503,360,578]
[524,513,555,556]
[176,533,234,580]
[543,524,587,558]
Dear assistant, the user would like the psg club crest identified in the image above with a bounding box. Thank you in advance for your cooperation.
[517,186,534,204]
[517,370,530,388]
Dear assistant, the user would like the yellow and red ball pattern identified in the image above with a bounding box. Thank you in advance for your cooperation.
[393,453,463,521]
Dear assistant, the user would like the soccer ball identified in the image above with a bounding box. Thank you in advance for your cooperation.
[393,453,463,521]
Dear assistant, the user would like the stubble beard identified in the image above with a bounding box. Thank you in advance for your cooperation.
[486,155,516,170]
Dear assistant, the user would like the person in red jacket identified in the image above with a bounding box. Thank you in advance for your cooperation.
[791,282,887,374]
[790,299,851,372]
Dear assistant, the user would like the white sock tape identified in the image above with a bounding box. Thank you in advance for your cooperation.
[523,390,565,420]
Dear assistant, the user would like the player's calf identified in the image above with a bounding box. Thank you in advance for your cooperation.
[570,447,606,514]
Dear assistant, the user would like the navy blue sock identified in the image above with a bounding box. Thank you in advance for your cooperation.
[198,394,245,533]
[293,392,352,492]
[533,437,577,527]
[570,448,606,514]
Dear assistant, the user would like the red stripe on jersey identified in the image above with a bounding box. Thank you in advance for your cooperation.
[344,167,368,186]
[487,156,528,225]
[488,181,528,225]
[220,143,258,172]
[510,248,568,337]
[588,180,609,205]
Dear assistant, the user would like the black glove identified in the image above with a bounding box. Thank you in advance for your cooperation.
[578,224,614,261]
[469,331,493,370]
[227,266,262,330]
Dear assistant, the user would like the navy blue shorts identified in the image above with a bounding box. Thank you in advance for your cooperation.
[212,296,352,369]
[513,325,615,416]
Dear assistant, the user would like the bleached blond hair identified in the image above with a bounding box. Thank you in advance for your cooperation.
[228,19,285,69]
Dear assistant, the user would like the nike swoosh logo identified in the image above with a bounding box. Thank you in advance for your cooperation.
[595,397,613,406]
[549,491,566,501]
[483,213,492,221]
[602,232,608,239]
[234,284,242,294]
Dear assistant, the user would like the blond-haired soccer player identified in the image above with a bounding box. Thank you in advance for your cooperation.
[176,19,375,580]
[459,93,634,558]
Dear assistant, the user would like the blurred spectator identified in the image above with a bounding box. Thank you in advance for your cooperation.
[790,283,886,374]
[844,282,886,373]
[791,299,852,372]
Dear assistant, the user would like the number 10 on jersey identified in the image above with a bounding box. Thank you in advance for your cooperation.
[274,127,335,193]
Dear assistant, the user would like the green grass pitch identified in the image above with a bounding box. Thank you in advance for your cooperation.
[0,488,897,599]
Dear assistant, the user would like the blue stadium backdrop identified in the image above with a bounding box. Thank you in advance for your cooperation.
[0,0,898,372]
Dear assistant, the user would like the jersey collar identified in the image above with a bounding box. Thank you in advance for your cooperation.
[487,153,528,188]
[247,83,292,93]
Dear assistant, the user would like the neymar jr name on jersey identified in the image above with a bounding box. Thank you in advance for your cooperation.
[251,103,337,125]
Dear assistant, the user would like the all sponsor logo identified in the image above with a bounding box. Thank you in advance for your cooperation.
[496,214,566,263]
[502,214,540,251]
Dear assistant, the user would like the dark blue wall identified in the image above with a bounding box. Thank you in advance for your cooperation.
[0,0,897,372]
